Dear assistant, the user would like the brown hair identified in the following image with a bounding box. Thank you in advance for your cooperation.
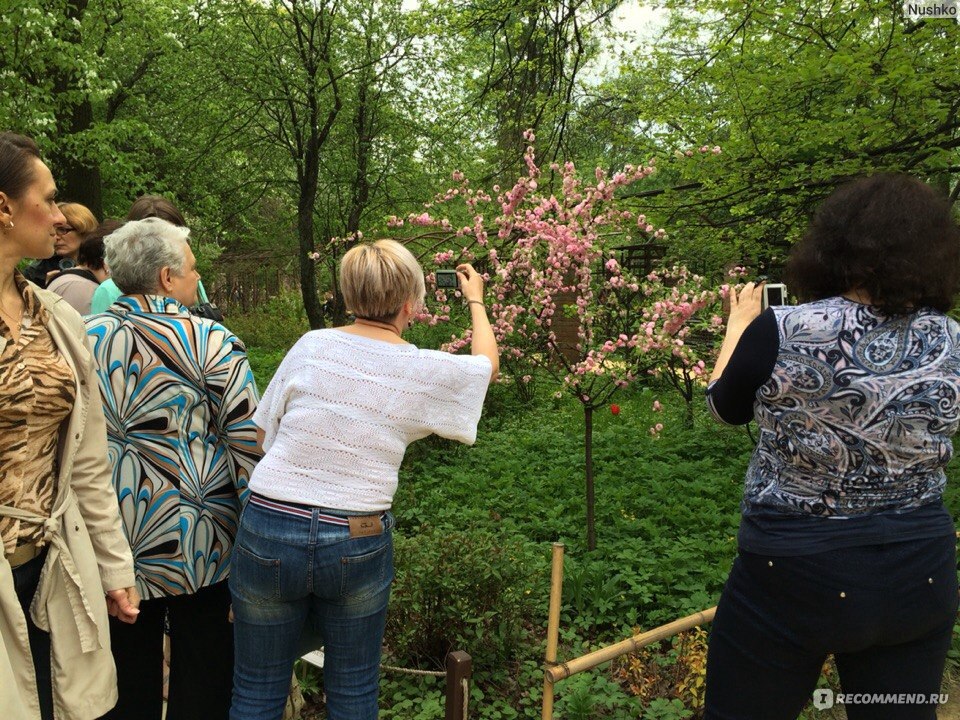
[58,202,99,237]
[0,132,42,199]
[126,195,186,227]
[79,219,123,271]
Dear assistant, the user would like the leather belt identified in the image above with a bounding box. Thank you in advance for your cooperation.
[7,542,42,569]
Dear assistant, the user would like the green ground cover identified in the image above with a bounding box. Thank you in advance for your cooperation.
[239,315,960,720]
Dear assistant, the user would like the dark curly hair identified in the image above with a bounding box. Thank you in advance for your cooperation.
[785,173,960,315]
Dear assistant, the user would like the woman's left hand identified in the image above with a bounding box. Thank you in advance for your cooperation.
[106,586,141,624]
[709,282,765,384]
[728,281,764,330]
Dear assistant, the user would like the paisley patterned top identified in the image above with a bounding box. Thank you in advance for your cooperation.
[0,271,76,554]
[85,295,261,599]
[743,297,960,518]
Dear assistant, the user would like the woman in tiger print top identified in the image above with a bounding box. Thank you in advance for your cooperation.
[0,132,138,720]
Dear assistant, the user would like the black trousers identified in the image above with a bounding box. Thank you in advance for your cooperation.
[705,536,958,720]
[101,580,234,720]
[13,549,53,720]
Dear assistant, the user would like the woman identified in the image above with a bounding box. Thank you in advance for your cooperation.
[705,173,960,720]
[229,240,499,720]
[90,195,213,315]
[85,218,262,720]
[24,201,97,287]
[0,132,138,720]
[47,220,118,314]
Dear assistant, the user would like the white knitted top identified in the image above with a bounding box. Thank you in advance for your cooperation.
[249,329,492,511]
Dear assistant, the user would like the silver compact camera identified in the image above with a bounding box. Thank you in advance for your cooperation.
[762,283,788,311]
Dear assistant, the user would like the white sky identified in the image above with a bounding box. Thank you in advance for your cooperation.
[588,1,670,80]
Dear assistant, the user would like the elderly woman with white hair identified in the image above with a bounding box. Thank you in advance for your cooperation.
[229,239,499,720]
[85,218,262,720]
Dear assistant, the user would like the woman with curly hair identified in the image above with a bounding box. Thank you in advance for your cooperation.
[704,173,960,720]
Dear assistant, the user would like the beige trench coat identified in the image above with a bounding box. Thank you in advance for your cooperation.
[0,286,135,720]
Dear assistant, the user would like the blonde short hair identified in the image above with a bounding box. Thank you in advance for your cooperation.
[340,240,425,321]
[58,202,98,237]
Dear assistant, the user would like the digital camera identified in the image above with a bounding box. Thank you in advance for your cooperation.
[762,283,788,311]
[435,269,459,289]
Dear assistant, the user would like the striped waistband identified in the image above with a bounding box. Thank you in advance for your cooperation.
[248,493,386,527]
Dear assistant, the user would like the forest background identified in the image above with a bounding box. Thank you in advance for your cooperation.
[4,1,960,717]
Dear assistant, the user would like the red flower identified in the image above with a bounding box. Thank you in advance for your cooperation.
[610,404,621,415]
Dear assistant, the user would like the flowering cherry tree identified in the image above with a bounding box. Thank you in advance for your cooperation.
[389,134,724,550]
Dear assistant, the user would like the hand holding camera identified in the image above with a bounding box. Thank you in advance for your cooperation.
[436,265,485,308]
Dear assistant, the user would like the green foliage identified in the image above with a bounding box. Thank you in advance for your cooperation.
[226,290,310,352]
[642,698,694,720]
[386,527,542,669]
[573,1,960,270]
[553,672,642,719]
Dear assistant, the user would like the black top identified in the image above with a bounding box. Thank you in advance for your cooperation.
[22,256,75,288]
[705,309,778,425]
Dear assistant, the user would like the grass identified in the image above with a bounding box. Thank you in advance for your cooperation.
[230,316,960,719]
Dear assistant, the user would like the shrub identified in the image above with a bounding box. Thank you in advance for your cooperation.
[225,289,309,351]
[385,526,543,671]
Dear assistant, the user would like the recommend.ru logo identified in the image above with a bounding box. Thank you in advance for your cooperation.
[813,689,835,710]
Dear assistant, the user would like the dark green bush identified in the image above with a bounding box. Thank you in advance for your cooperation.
[385,526,543,670]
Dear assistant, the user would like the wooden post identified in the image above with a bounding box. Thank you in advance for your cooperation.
[445,650,472,720]
[542,543,565,720]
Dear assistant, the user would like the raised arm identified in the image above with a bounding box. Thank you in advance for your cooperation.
[710,282,764,383]
[456,263,499,381]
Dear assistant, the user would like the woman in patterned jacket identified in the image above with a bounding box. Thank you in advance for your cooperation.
[85,218,262,720]
[705,174,960,720]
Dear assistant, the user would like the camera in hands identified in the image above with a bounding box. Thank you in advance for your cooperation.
[435,269,459,289]
[762,283,788,311]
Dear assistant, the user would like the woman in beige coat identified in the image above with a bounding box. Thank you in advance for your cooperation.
[0,132,139,720]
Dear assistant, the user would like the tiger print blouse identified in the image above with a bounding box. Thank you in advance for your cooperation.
[0,271,76,555]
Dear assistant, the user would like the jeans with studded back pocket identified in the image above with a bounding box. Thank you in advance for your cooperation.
[228,499,395,720]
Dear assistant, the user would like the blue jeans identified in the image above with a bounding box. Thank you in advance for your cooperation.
[229,499,395,720]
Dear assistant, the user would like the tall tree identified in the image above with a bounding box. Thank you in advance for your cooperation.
[570,0,960,270]
[419,0,623,179]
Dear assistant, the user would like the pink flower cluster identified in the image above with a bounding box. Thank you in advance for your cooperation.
[387,132,729,427]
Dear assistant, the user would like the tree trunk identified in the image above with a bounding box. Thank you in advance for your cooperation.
[60,99,103,218]
[298,186,324,329]
[584,404,595,551]
[50,0,103,218]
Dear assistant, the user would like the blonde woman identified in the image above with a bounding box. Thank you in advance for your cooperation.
[229,240,498,720]
[23,201,97,287]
